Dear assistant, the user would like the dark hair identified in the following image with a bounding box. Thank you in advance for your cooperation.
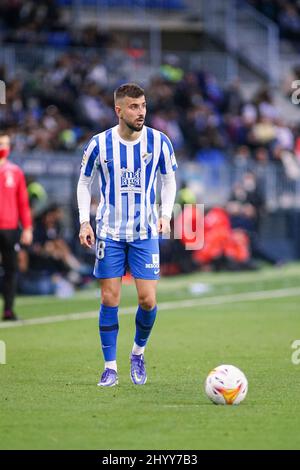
[0,130,10,138]
[114,83,145,103]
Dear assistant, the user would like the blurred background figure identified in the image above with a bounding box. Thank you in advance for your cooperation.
[0,132,32,320]
[26,175,48,218]
[17,203,92,297]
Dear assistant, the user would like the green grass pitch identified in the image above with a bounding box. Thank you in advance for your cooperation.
[1,264,300,450]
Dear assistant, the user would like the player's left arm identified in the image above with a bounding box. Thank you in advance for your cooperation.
[158,172,177,234]
[157,134,178,234]
[17,170,33,246]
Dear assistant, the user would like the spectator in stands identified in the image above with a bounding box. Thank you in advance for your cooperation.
[271,142,300,182]
[222,78,244,115]
[232,145,255,179]
[33,203,84,275]
[251,116,277,147]
[228,171,282,264]
[190,206,253,271]
[279,4,300,45]
[26,176,48,217]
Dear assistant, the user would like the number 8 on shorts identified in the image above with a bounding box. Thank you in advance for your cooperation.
[97,240,106,259]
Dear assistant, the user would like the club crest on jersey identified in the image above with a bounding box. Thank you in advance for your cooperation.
[142,152,153,164]
[121,168,141,192]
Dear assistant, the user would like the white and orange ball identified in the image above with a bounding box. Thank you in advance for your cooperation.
[205,364,248,405]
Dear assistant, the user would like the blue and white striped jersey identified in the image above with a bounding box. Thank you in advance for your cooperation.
[80,125,177,242]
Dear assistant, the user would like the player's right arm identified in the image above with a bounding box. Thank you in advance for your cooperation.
[79,221,95,248]
[77,137,99,248]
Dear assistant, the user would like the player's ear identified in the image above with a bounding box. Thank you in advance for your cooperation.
[115,105,122,118]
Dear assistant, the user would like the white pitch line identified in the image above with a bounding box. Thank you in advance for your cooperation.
[12,265,300,307]
[1,286,300,329]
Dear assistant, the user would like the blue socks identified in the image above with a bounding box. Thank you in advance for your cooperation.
[134,305,157,348]
[99,304,157,366]
[99,304,119,362]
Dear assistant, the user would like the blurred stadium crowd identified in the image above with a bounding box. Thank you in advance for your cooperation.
[2,49,300,165]
[250,0,300,50]
[1,0,300,297]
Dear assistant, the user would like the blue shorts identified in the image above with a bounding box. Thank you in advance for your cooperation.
[93,237,160,280]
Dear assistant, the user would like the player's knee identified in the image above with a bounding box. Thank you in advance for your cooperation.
[138,295,156,311]
[101,288,120,307]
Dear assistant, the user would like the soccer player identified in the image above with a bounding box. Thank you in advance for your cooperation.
[0,132,33,321]
[77,83,177,387]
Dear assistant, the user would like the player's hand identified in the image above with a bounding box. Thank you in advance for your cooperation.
[20,227,33,246]
[79,222,95,248]
[157,216,171,235]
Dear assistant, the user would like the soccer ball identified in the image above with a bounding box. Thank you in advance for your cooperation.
[205,364,248,405]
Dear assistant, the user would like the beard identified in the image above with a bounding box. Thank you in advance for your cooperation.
[123,117,144,132]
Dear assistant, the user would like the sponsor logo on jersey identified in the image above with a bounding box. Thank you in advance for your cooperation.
[145,254,160,269]
[121,168,141,192]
